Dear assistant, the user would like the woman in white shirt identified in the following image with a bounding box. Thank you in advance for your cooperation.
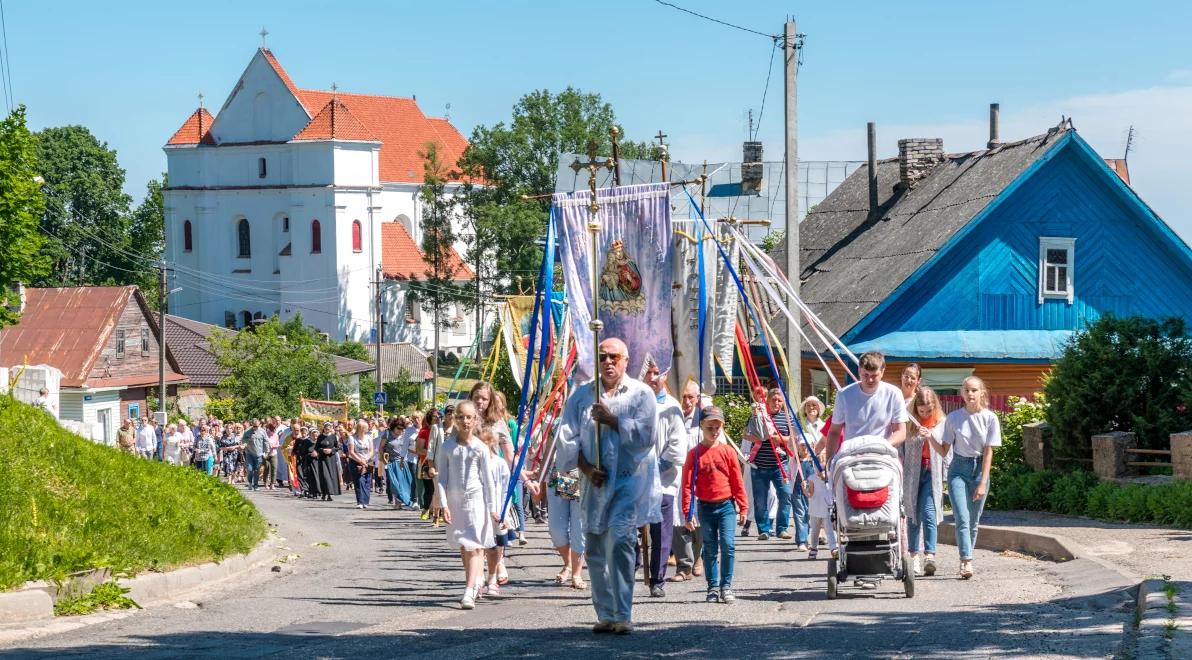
[928,376,1001,579]
[346,420,376,509]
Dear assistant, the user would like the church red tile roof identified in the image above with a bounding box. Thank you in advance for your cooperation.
[381,221,474,281]
[166,107,216,146]
[167,49,472,184]
[292,98,379,142]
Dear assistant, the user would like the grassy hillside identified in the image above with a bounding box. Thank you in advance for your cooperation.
[0,395,267,591]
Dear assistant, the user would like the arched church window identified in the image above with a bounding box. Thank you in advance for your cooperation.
[352,220,362,253]
[237,219,251,257]
[311,219,322,254]
[183,221,193,252]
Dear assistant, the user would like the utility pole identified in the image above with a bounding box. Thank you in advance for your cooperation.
[158,263,167,419]
[783,18,801,401]
[375,267,384,409]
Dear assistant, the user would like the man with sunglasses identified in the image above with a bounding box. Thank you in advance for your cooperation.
[556,337,659,635]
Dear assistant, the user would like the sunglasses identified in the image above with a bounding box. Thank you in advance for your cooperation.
[598,353,625,363]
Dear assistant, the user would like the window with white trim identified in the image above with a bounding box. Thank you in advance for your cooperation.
[1038,237,1075,304]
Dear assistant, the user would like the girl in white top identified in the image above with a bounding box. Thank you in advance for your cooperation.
[802,450,837,559]
[434,401,498,610]
[163,425,184,465]
[927,376,1001,579]
[480,429,513,597]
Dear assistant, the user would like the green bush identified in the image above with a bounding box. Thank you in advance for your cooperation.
[0,395,267,591]
[713,393,753,444]
[987,467,1192,528]
[1045,315,1192,458]
[994,394,1046,478]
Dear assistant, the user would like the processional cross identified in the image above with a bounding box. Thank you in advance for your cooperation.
[570,138,616,471]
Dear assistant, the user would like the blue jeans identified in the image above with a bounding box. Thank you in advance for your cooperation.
[750,467,792,535]
[349,463,372,505]
[947,456,987,561]
[585,528,637,623]
[245,453,261,489]
[790,460,814,543]
[698,499,737,589]
[908,468,938,554]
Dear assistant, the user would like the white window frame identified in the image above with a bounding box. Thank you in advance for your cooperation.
[1038,236,1075,304]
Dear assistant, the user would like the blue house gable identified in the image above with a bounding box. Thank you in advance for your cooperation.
[843,130,1192,360]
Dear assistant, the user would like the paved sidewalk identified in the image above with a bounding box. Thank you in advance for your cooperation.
[976,511,1192,581]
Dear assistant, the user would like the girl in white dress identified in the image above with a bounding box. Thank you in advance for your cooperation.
[434,401,498,609]
[480,429,514,597]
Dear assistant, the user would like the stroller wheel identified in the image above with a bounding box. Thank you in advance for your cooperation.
[827,558,838,600]
[902,552,915,599]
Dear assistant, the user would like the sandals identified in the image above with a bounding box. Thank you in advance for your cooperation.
[497,574,510,586]
[960,560,974,579]
[555,568,572,585]
[571,575,587,590]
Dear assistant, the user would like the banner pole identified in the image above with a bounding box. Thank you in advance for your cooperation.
[569,136,616,472]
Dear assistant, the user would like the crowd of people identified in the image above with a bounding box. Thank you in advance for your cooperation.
[110,342,1001,634]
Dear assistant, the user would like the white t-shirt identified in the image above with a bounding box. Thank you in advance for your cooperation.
[941,407,1002,459]
[832,381,908,441]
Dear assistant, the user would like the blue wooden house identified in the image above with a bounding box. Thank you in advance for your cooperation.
[793,119,1192,398]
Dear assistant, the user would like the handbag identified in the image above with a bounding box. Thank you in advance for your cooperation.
[550,468,581,501]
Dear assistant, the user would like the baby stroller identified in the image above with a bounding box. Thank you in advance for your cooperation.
[827,435,913,598]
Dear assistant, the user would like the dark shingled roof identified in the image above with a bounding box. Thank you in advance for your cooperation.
[165,315,375,387]
[773,122,1071,341]
[363,343,433,383]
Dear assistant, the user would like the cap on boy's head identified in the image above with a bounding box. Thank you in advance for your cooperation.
[700,406,725,425]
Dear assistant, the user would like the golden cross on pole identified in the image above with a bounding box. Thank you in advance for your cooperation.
[570,139,616,472]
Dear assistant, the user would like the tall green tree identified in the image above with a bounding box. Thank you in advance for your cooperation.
[35,125,136,287]
[416,143,469,395]
[207,316,340,419]
[0,106,48,327]
[457,88,658,295]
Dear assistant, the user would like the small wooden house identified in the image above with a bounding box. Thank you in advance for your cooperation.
[790,120,1192,400]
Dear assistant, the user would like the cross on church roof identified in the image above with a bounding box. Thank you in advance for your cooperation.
[260,26,268,48]
[197,92,204,109]
[655,130,668,146]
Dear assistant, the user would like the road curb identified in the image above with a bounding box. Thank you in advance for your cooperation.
[937,521,1078,562]
[1135,577,1191,659]
[0,535,278,625]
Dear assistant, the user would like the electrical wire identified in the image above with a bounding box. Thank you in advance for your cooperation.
[652,0,777,39]
[0,0,11,112]
[753,41,778,141]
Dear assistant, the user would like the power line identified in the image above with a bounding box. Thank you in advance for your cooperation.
[0,0,12,111]
[652,0,777,39]
[753,40,778,141]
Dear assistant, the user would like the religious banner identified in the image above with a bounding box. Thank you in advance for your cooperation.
[554,182,673,383]
[668,223,718,395]
[299,398,348,423]
[712,232,741,380]
[501,295,538,390]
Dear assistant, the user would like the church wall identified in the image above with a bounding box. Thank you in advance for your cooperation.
[208,51,311,144]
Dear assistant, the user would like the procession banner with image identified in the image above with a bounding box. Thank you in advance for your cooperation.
[501,295,539,390]
[668,223,718,395]
[712,231,741,380]
[300,398,349,423]
[554,182,673,383]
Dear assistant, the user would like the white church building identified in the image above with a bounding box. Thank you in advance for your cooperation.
[163,48,477,355]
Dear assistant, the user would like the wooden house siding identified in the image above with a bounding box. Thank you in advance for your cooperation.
[853,137,1192,343]
[800,358,1050,401]
[88,298,159,383]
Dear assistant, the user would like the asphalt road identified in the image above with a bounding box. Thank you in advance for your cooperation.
[2,488,1137,659]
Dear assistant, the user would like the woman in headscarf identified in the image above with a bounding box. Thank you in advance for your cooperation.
[313,421,343,501]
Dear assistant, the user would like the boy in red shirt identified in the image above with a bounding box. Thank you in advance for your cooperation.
[681,406,748,604]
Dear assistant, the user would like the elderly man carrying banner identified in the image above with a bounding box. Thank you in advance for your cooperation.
[556,337,659,635]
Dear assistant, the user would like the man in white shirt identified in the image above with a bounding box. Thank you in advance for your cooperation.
[644,362,687,598]
[33,387,58,418]
[825,351,909,460]
[135,418,158,460]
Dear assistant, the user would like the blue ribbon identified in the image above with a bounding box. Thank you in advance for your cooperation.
[501,210,556,518]
[685,190,825,477]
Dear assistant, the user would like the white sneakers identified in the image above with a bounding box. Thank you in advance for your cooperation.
[460,586,478,609]
[912,554,923,577]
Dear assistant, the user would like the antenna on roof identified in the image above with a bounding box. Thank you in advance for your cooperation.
[445,102,451,121]
[1124,125,1136,163]
[747,109,755,141]
[259,26,269,49]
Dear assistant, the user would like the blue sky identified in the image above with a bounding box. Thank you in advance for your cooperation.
[7,0,1192,236]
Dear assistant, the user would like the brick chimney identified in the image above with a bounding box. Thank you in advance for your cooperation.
[897,138,945,189]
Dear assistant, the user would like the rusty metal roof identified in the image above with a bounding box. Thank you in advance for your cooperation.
[0,286,186,388]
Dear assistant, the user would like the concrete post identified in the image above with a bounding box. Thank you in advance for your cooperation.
[1171,431,1192,481]
[1092,431,1136,480]
[1022,421,1052,471]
